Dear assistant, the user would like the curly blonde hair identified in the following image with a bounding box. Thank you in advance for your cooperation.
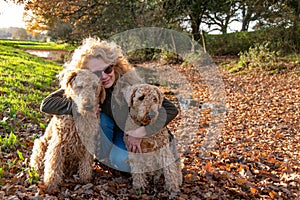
[64,37,132,82]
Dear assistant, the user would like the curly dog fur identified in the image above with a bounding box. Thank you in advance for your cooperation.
[124,84,182,192]
[30,69,105,192]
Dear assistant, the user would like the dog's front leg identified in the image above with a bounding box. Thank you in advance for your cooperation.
[159,146,182,193]
[163,162,182,192]
[78,149,93,183]
[43,138,64,193]
[132,173,148,190]
[30,123,53,175]
[30,136,47,175]
[129,154,148,190]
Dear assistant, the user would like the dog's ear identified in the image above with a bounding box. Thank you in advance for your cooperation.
[153,86,163,106]
[130,87,139,107]
[65,71,78,87]
[59,69,78,89]
[124,85,138,107]
[99,85,106,104]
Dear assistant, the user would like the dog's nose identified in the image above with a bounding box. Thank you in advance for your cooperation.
[84,104,93,111]
[148,112,156,119]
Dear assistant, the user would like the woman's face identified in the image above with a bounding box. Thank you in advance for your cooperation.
[87,57,116,89]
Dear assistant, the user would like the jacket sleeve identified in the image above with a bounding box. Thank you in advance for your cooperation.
[144,97,178,136]
[40,88,73,115]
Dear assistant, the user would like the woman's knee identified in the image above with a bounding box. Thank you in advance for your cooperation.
[109,147,130,172]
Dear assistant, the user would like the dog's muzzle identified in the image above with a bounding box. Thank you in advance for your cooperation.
[147,112,156,119]
[84,104,93,111]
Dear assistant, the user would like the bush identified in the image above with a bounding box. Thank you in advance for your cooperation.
[238,42,280,71]
[205,27,299,56]
[206,31,258,56]
[126,48,183,64]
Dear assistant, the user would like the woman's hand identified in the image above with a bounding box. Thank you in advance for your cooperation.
[125,126,147,153]
[126,135,142,153]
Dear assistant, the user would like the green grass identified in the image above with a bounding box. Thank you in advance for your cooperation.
[0,39,75,51]
[0,40,60,182]
[0,41,63,129]
[0,40,59,183]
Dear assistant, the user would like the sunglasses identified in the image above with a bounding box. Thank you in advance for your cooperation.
[93,65,114,78]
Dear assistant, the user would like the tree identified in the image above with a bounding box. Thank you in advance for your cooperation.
[47,20,73,42]
[203,0,240,34]
[11,27,28,40]
[163,0,212,41]
[238,0,266,31]
[286,0,300,49]
[252,0,300,50]
[8,0,168,43]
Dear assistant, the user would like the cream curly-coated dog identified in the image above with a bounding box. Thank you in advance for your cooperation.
[30,69,105,192]
[124,84,182,192]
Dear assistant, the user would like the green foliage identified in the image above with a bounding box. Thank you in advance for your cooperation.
[159,49,183,64]
[39,123,46,129]
[0,167,3,178]
[17,150,24,161]
[206,27,299,56]
[127,48,160,63]
[238,42,279,71]
[206,31,251,55]
[0,132,18,150]
[228,64,245,73]
[127,48,183,64]
[136,189,142,196]
[27,167,39,185]
[7,132,17,147]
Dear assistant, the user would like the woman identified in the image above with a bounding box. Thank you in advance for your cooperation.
[40,37,178,172]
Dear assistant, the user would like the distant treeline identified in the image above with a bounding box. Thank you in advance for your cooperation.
[0,27,47,41]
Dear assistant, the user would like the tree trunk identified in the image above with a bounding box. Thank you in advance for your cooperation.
[292,1,300,49]
[191,17,201,41]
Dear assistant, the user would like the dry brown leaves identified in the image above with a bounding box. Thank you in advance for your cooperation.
[0,59,299,199]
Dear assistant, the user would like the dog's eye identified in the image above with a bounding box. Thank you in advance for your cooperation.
[138,95,144,101]
[153,97,158,103]
[92,85,97,90]
[76,85,83,90]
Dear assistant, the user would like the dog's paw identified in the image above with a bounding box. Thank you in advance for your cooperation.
[44,183,60,194]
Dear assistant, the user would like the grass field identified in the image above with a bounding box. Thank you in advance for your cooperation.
[0,39,74,51]
[0,41,63,131]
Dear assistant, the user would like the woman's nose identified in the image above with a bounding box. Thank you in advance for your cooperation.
[101,72,109,79]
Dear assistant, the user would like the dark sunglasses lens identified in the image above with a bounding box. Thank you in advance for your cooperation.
[104,65,113,74]
[93,65,113,78]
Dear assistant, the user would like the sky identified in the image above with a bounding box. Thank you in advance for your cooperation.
[0,0,25,28]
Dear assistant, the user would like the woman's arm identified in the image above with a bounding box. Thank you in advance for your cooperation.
[40,88,73,115]
[161,97,179,126]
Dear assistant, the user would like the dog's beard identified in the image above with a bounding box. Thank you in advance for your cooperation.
[73,106,100,156]
[129,111,158,126]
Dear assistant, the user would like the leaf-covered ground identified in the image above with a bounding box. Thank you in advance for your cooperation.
[1,58,299,199]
